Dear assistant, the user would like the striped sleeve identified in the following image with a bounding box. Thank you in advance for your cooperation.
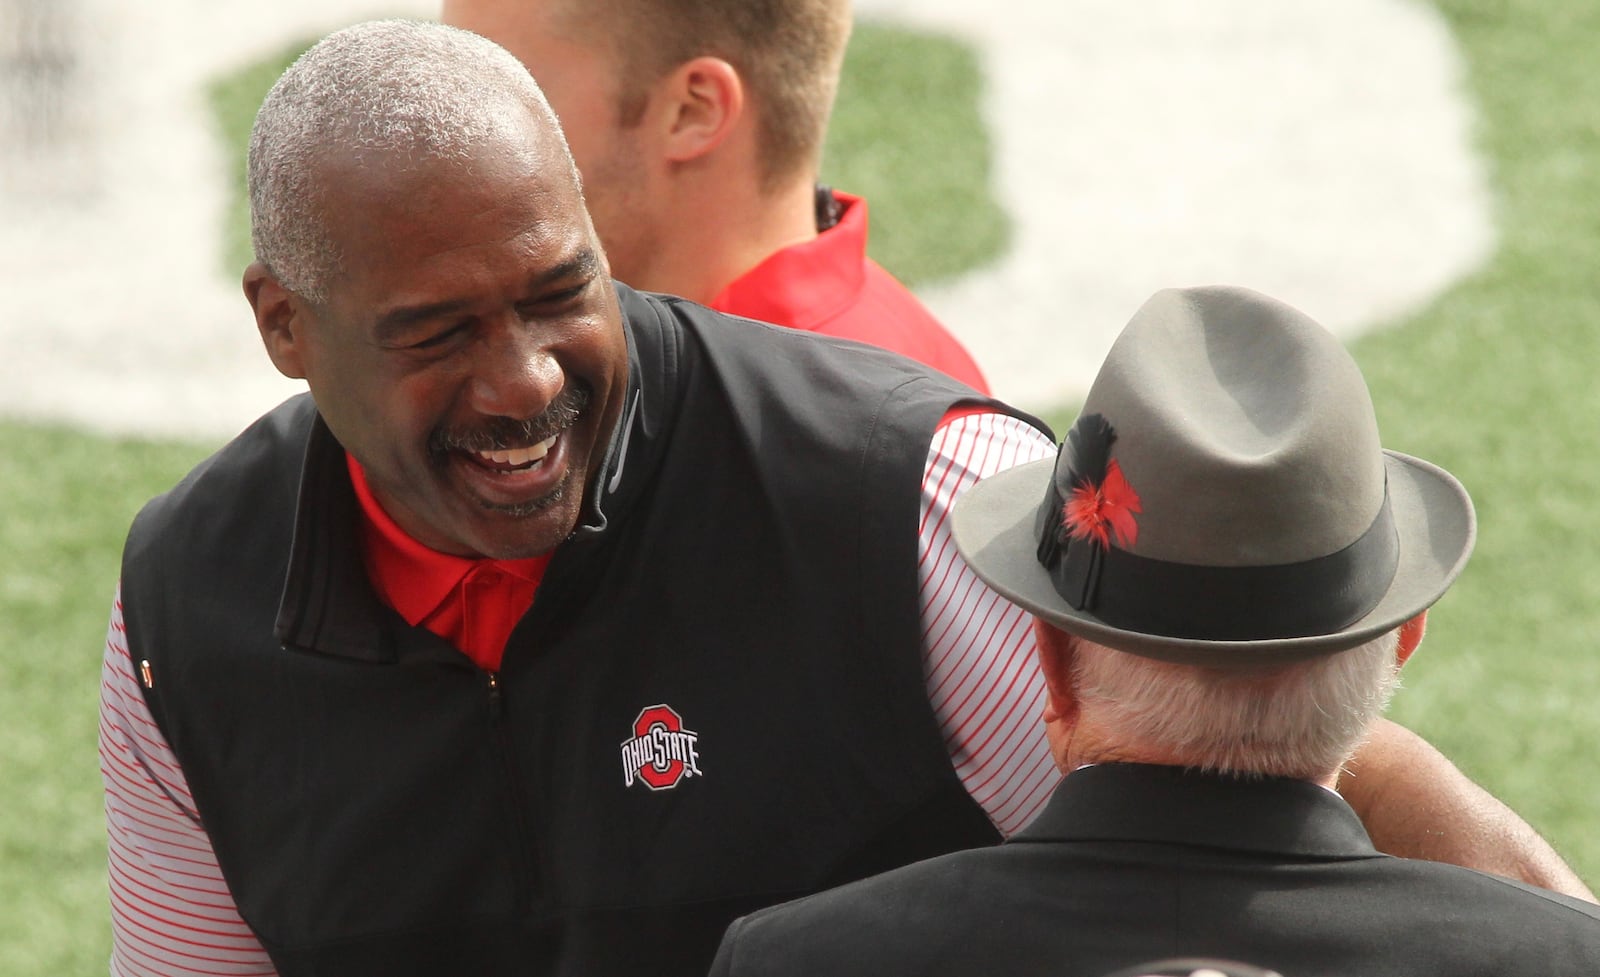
[99,584,278,976]
[918,411,1062,837]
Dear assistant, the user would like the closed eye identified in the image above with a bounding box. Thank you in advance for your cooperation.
[406,320,471,350]
[511,283,590,322]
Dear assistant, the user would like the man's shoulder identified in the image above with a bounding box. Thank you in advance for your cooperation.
[624,280,983,403]
[809,190,985,389]
[124,394,314,571]
[1379,852,1600,924]
[694,191,992,392]
[820,259,988,392]
[1313,857,1600,973]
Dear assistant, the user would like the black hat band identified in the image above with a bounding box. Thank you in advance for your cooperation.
[1034,475,1400,643]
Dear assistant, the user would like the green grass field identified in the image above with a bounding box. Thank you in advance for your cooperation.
[3,5,1597,972]
[1351,0,1600,859]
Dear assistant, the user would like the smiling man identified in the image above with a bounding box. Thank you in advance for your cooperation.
[99,21,1051,976]
[98,18,1590,977]
[243,99,626,563]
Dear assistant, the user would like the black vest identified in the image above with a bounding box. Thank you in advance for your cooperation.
[121,287,1045,976]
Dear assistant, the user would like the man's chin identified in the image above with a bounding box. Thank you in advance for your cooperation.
[460,488,580,560]
[479,482,566,520]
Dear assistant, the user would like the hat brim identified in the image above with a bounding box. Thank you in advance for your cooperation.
[951,451,1475,666]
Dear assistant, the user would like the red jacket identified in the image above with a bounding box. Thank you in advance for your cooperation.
[711,191,988,393]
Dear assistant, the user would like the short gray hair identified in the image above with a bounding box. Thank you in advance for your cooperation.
[247,19,574,302]
[1071,630,1403,781]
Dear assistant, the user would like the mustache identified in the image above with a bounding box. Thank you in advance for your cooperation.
[429,381,593,458]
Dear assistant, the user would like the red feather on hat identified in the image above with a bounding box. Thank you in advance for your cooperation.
[1064,459,1141,550]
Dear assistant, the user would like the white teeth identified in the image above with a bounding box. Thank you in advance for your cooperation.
[476,434,558,468]
[527,433,556,460]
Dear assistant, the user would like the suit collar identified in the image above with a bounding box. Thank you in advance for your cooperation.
[1013,762,1381,860]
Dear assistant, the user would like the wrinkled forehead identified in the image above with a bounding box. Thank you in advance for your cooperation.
[296,137,603,327]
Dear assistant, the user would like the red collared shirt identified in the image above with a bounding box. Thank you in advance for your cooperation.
[346,454,549,672]
[710,191,990,393]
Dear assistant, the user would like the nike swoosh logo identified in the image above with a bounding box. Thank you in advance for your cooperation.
[607,389,642,495]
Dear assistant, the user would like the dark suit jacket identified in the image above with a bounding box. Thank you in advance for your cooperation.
[709,764,1600,976]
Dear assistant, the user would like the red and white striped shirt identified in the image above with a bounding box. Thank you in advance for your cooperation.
[99,410,1060,975]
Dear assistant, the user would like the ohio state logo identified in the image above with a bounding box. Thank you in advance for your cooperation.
[620,704,703,790]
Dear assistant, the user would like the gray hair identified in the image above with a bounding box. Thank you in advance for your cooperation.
[247,19,575,302]
[1071,630,1403,781]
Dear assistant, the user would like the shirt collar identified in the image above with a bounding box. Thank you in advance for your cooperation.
[273,289,670,660]
[344,452,548,628]
[709,190,868,330]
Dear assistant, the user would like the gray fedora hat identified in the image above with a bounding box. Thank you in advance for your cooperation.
[953,285,1475,667]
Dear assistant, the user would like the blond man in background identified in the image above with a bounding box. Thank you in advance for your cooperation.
[441,0,990,389]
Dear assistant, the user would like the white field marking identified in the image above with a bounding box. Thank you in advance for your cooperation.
[0,0,432,440]
[0,0,1491,437]
[854,0,1495,410]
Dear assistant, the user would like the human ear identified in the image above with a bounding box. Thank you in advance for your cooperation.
[1395,611,1428,667]
[1034,620,1082,771]
[244,262,309,380]
[658,55,743,163]
[1034,620,1078,715]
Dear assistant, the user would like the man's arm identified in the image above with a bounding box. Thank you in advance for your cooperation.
[917,409,1062,836]
[100,584,279,976]
[1339,717,1595,901]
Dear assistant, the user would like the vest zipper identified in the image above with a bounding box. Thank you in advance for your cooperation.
[487,670,503,719]
[485,670,537,910]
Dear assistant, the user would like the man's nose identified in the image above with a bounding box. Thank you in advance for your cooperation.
[466,317,562,420]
